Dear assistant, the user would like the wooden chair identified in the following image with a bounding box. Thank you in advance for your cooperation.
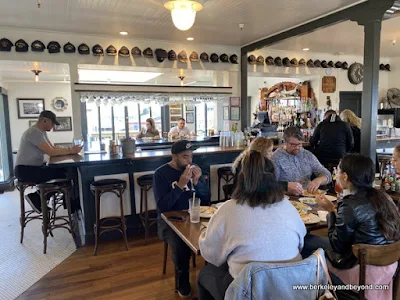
[351,240,400,300]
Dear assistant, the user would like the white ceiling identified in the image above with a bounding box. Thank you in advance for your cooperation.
[268,15,400,57]
[0,0,364,46]
[0,60,218,85]
[0,61,70,82]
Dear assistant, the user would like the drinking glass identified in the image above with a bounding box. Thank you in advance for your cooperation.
[335,180,343,198]
[188,198,201,223]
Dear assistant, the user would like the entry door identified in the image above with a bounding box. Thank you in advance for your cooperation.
[0,91,14,192]
[339,92,362,117]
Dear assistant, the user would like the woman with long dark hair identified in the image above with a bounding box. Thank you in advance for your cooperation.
[311,154,400,293]
[197,151,306,300]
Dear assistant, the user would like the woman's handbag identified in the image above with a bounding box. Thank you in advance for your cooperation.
[314,250,338,300]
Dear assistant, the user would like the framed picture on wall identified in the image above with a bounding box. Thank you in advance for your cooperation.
[17,98,45,119]
[186,112,194,123]
[229,97,240,107]
[223,106,230,120]
[185,104,194,112]
[28,120,36,127]
[230,107,240,121]
[54,117,72,132]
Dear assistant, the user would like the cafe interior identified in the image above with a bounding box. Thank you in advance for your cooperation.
[0,0,400,299]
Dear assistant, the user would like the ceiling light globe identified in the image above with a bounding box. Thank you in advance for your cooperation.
[164,1,203,31]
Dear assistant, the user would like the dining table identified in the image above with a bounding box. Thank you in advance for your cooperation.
[161,196,331,256]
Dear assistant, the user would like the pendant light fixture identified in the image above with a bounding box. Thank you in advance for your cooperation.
[164,0,203,31]
[31,70,42,82]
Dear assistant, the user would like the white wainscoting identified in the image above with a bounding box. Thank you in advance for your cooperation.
[93,173,131,219]
[133,171,156,214]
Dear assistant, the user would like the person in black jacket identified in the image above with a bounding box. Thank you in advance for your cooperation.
[303,154,400,284]
[310,110,354,167]
[340,109,361,153]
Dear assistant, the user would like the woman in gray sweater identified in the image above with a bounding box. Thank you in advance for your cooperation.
[197,151,307,300]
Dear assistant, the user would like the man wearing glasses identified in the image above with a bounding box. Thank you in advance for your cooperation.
[272,127,331,195]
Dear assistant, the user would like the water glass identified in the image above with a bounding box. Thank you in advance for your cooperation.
[188,198,201,223]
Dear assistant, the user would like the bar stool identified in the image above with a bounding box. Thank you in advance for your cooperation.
[90,178,129,255]
[217,167,234,201]
[37,179,75,254]
[15,179,43,243]
[137,174,157,245]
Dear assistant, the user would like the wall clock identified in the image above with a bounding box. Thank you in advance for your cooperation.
[348,63,364,85]
[52,97,68,111]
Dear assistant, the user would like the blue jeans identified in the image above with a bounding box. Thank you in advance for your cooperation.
[301,234,345,286]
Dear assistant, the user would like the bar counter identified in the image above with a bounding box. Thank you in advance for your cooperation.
[48,146,246,245]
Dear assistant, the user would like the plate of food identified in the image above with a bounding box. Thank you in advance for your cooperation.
[299,197,317,205]
[301,213,321,225]
[200,206,217,218]
[302,189,327,197]
[290,201,312,211]
[323,195,338,202]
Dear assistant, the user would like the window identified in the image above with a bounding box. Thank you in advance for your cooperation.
[150,103,162,132]
[126,102,140,135]
[195,103,206,136]
[113,105,126,140]
[84,101,216,149]
[139,104,151,130]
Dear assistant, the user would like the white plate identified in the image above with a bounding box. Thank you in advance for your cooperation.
[199,206,217,218]
[302,213,321,225]
[324,195,338,202]
[299,197,317,205]
[301,190,327,197]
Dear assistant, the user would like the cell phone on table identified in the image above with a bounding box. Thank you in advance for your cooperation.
[168,215,186,222]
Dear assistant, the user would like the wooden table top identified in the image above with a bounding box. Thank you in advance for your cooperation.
[161,198,330,256]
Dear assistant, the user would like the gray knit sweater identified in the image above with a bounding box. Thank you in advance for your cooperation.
[199,199,306,278]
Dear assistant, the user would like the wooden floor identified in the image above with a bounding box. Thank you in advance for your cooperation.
[17,235,203,300]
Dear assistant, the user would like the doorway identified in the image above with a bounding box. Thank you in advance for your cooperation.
[339,91,362,117]
[0,88,14,192]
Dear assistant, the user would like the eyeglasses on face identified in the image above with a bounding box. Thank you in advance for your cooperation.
[287,141,303,148]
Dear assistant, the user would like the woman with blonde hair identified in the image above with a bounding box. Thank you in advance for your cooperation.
[137,117,160,139]
[229,137,301,196]
[340,109,361,153]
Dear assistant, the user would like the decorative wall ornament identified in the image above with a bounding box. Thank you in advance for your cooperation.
[348,63,364,85]
[322,76,336,93]
[52,97,68,111]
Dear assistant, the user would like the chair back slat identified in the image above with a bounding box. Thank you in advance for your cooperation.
[352,241,400,266]
[352,241,400,300]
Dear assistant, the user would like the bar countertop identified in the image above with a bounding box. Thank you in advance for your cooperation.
[48,146,246,167]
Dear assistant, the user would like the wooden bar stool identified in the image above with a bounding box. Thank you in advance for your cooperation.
[15,179,42,243]
[137,174,157,245]
[90,178,129,255]
[37,179,75,254]
[217,167,234,202]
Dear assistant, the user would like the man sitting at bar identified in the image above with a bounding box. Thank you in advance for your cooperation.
[15,110,82,213]
[153,140,210,298]
[169,117,192,139]
[272,126,331,195]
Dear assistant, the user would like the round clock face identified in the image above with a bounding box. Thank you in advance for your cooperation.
[348,63,364,85]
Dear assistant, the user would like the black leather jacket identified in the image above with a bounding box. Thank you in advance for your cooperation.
[327,190,391,267]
